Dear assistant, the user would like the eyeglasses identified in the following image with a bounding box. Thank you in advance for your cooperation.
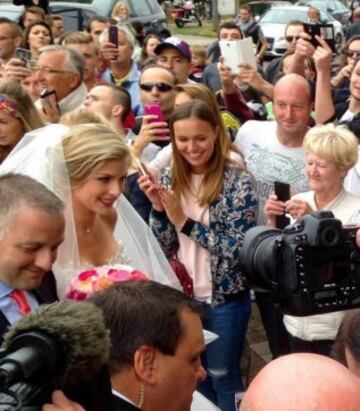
[285,35,301,43]
[32,66,76,75]
[344,49,360,59]
[139,82,173,93]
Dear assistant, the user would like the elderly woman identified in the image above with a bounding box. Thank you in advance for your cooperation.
[264,123,360,356]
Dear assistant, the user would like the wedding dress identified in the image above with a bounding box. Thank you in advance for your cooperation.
[0,124,180,297]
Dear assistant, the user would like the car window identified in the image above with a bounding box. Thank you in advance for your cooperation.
[261,8,307,23]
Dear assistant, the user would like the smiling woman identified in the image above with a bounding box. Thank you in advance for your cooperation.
[140,100,258,411]
[0,123,180,298]
[0,82,44,164]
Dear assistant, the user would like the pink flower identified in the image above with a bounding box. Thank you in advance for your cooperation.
[66,265,149,300]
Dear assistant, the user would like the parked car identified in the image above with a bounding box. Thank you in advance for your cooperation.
[248,1,293,20]
[297,0,351,27]
[259,5,344,57]
[0,0,171,38]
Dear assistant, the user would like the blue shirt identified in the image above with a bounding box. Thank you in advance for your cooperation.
[0,282,39,325]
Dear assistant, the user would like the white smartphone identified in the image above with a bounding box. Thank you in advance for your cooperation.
[219,38,257,75]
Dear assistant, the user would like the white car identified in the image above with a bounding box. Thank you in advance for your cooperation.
[259,5,344,57]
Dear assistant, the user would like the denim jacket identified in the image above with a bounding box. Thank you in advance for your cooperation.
[150,166,258,306]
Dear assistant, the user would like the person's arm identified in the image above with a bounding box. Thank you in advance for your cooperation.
[313,37,335,124]
[331,61,355,87]
[288,32,316,77]
[166,171,258,260]
[219,58,255,120]
[238,63,274,100]
[255,36,268,63]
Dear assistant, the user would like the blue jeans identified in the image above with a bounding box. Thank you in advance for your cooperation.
[197,291,251,411]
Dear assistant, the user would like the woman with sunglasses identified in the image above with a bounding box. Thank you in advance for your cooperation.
[331,35,360,103]
[139,100,258,411]
[0,82,43,164]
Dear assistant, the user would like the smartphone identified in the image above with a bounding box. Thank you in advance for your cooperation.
[274,181,291,229]
[144,103,164,123]
[303,23,336,52]
[40,89,58,101]
[135,158,150,177]
[108,25,119,47]
[15,47,32,68]
[219,38,256,75]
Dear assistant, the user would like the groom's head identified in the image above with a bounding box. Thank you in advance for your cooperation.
[0,173,65,290]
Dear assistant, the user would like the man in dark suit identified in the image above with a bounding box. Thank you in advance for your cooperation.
[0,173,64,341]
[90,281,207,411]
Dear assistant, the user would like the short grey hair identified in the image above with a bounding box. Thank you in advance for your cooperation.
[0,173,64,240]
[99,25,135,48]
[39,45,84,82]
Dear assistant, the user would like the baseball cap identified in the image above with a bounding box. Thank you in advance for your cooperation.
[154,36,192,62]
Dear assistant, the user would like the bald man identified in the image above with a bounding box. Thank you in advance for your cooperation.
[234,74,313,359]
[241,353,360,411]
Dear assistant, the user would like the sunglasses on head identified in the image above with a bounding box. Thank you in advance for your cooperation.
[285,35,301,43]
[140,82,173,92]
[344,49,360,59]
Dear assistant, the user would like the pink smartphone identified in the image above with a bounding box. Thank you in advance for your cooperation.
[144,103,164,123]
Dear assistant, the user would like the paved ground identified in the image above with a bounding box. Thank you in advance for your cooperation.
[242,301,272,386]
[175,34,214,46]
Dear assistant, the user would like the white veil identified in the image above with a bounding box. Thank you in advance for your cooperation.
[0,124,180,297]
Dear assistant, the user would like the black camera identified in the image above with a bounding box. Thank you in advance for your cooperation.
[240,211,360,316]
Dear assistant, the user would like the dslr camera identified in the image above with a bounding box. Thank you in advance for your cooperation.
[240,211,360,316]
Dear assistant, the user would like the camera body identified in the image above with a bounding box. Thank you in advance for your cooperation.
[241,211,360,316]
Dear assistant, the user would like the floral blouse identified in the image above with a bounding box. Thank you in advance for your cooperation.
[150,166,258,306]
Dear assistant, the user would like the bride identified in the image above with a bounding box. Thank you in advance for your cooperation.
[0,123,180,297]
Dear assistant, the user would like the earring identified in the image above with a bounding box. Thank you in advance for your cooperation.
[137,383,145,409]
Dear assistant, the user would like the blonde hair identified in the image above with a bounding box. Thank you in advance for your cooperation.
[0,82,44,131]
[111,1,130,18]
[62,123,130,187]
[190,45,207,65]
[304,123,359,171]
[170,100,236,206]
[60,108,114,129]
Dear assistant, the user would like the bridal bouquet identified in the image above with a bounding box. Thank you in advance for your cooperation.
[66,264,149,300]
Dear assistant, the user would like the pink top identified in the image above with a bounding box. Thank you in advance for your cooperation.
[177,174,212,300]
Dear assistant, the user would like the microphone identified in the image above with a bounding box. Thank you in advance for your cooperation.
[0,300,111,409]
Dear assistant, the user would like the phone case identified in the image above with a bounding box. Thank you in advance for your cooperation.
[108,26,118,47]
[144,104,164,122]
[274,181,290,203]
[219,38,257,75]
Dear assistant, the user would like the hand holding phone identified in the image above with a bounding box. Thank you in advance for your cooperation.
[15,48,32,68]
[143,104,169,141]
[40,89,60,122]
[303,23,336,52]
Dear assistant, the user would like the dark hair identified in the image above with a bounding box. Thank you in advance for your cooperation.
[284,20,304,36]
[279,49,316,82]
[218,21,243,38]
[95,83,132,121]
[22,6,45,20]
[89,281,203,374]
[332,309,360,366]
[239,4,251,13]
[87,15,110,32]
[24,20,54,50]
[0,18,23,38]
[140,34,160,62]
[339,34,360,68]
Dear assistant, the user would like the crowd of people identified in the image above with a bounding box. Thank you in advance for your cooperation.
[1,1,360,410]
